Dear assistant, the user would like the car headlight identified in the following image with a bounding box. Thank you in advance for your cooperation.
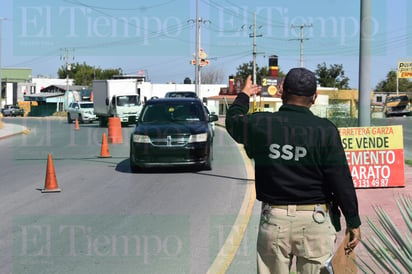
[189,133,207,143]
[132,134,151,143]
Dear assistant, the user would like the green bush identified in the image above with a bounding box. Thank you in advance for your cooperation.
[356,194,412,273]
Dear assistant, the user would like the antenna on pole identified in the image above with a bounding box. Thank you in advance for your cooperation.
[290,24,312,67]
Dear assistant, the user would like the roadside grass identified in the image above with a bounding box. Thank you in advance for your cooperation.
[52,111,67,117]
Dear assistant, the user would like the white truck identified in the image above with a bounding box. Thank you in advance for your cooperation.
[93,79,143,126]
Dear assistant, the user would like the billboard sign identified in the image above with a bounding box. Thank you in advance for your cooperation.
[398,61,412,78]
[339,125,405,188]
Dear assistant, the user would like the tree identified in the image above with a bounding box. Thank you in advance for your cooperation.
[315,63,350,89]
[201,67,226,84]
[57,62,122,87]
[375,70,412,92]
[233,61,285,85]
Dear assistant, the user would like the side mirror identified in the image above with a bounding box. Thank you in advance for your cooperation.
[105,97,109,106]
[209,114,218,122]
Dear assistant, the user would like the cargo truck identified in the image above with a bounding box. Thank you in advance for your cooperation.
[93,79,143,126]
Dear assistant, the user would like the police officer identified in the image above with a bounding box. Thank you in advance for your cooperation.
[225,68,361,273]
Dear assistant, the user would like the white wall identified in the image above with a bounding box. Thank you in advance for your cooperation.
[32,77,74,93]
[5,83,13,105]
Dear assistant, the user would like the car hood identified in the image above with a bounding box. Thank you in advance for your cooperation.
[133,121,208,137]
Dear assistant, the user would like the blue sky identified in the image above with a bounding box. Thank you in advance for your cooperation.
[1,0,411,89]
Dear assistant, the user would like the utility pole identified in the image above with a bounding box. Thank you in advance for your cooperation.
[195,0,200,96]
[290,24,312,67]
[250,12,262,85]
[241,12,263,112]
[0,17,7,107]
[358,0,372,127]
[60,48,74,111]
[189,0,209,97]
[396,66,399,95]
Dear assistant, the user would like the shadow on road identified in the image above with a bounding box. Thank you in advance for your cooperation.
[115,158,254,184]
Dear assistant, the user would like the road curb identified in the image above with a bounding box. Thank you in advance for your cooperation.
[0,123,31,140]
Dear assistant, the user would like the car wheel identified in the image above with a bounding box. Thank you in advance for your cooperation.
[130,162,142,173]
[204,144,213,170]
[130,157,143,173]
[67,113,73,123]
[129,146,142,173]
[99,117,108,127]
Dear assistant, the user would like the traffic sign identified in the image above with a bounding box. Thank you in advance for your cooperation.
[190,59,210,67]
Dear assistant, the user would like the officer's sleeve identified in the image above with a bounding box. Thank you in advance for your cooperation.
[322,126,361,229]
[225,92,250,144]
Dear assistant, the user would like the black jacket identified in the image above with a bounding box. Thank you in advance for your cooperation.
[226,92,361,228]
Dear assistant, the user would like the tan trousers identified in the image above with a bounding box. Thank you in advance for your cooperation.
[257,206,336,274]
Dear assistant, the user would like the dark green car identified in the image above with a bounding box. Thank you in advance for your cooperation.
[130,97,218,172]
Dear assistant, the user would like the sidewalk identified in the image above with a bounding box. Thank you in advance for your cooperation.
[0,120,30,140]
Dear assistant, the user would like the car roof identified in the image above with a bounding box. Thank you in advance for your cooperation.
[146,97,201,104]
[165,91,197,97]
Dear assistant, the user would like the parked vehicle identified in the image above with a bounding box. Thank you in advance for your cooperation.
[129,97,218,172]
[384,94,411,117]
[1,105,24,117]
[67,101,97,123]
[93,79,143,126]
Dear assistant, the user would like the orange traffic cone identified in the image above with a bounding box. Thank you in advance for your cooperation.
[108,117,123,144]
[75,118,80,130]
[99,132,112,158]
[41,153,61,193]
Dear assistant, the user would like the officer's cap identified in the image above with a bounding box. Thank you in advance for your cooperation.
[283,68,317,97]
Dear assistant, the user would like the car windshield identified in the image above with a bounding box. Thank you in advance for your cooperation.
[80,103,94,108]
[165,92,197,98]
[387,96,408,102]
[141,102,205,123]
[117,95,138,106]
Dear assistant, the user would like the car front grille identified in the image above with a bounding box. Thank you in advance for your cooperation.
[150,135,190,147]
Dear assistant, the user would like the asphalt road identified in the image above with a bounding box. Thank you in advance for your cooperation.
[371,116,412,160]
[0,117,252,274]
[1,115,411,274]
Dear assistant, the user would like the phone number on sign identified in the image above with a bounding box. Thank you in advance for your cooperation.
[354,178,389,188]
